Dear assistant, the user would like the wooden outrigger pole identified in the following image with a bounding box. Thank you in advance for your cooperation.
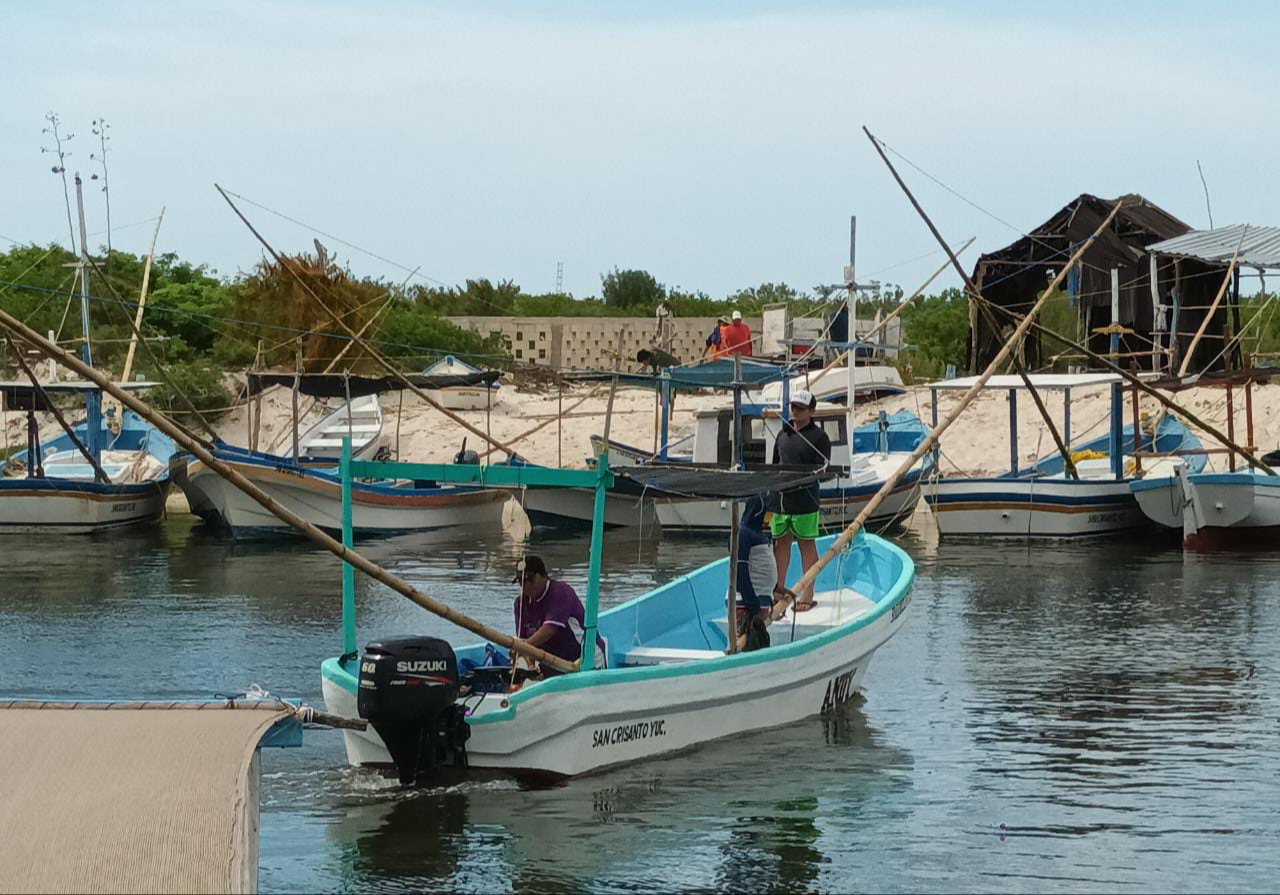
[214,185,520,459]
[0,305,577,674]
[750,196,1129,643]
[864,127,1080,480]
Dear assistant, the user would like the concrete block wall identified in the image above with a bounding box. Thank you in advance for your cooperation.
[445,316,763,370]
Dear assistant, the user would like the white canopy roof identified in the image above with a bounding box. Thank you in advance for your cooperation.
[927,373,1128,391]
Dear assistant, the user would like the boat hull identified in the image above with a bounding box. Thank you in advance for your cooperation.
[424,386,499,411]
[182,455,508,534]
[1180,472,1280,550]
[0,479,168,533]
[322,531,913,779]
[924,477,1148,538]
[521,486,656,529]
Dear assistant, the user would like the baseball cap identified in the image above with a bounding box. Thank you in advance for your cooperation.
[512,555,548,582]
[789,388,815,409]
[731,310,742,321]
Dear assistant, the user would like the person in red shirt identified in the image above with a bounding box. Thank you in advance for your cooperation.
[720,310,753,357]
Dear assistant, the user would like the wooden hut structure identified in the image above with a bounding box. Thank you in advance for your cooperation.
[969,194,1192,373]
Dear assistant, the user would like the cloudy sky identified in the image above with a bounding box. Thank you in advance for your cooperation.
[2,1,1276,298]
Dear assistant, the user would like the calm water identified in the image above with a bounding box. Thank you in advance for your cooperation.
[4,512,1279,893]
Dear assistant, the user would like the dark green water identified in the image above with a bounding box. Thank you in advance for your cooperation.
[3,514,1278,893]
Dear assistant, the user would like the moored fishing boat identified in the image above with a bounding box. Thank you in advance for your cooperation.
[0,382,175,533]
[320,457,914,780]
[923,373,1206,538]
[653,406,930,532]
[180,446,508,535]
[420,355,501,411]
[174,370,507,535]
[297,393,385,460]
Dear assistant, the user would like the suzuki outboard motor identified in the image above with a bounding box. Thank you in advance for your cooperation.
[358,637,470,785]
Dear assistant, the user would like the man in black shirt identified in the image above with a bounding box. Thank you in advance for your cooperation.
[770,389,831,610]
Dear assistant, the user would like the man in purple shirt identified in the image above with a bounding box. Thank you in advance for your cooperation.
[512,555,607,677]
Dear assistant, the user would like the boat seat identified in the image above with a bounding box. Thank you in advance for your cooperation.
[623,646,724,666]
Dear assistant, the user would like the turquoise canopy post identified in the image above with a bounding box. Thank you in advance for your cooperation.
[340,436,356,660]
[579,456,609,671]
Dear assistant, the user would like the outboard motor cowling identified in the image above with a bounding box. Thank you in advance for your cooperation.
[358,637,470,784]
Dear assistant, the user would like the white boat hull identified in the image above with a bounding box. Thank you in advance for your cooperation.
[0,481,167,534]
[924,477,1149,538]
[184,457,508,533]
[424,386,499,412]
[1175,471,1280,550]
[323,587,903,779]
[521,486,657,528]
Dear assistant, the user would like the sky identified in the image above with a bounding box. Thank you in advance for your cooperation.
[2,1,1278,300]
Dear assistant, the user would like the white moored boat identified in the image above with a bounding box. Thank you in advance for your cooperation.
[180,447,507,535]
[174,370,509,535]
[421,355,500,411]
[320,458,914,781]
[297,394,385,460]
[922,373,1206,538]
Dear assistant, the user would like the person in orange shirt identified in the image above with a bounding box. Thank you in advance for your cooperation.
[703,317,729,359]
[720,310,753,357]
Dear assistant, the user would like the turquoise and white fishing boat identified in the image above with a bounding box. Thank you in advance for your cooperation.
[320,449,915,781]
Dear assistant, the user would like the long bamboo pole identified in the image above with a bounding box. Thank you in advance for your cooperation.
[1176,227,1248,376]
[753,199,1127,642]
[120,208,165,384]
[215,185,519,457]
[978,295,1277,477]
[0,304,577,673]
[864,127,1079,480]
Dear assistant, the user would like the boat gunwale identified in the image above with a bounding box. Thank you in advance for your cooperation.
[322,530,914,727]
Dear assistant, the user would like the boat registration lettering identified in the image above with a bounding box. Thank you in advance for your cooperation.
[110,502,136,513]
[1087,511,1125,524]
[274,465,305,479]
[592,718,667,749]
[891,591,912,622]
[821,669,855,712]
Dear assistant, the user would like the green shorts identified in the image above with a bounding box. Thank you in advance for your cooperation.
[770,511,820,540]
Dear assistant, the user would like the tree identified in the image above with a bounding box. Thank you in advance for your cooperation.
[601,268,664,310]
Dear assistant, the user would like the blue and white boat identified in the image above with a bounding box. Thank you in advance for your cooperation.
[0,381,175,533]
[320,455,915,781]
[420,355,500,411]
[923,373,1206,538]
[652,406,931,531]
[172,370,510,536]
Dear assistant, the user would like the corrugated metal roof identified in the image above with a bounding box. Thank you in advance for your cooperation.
[1147,224,1280,268]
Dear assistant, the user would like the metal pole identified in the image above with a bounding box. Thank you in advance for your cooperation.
[1111,269,1123,480]
[341,436,356,660]
[579,457,608,671]
[930,387,939,469]
[1008,389,1018,475]
[1063,387,1071,449]
[1227,382,1237,472]
[73,175,100,460]
[292,341,302,462]
[724,498,741,655]
[733,354,744,470]
[659,374,670,461]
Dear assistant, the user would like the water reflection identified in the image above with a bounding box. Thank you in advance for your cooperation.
[316,701,910,894]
